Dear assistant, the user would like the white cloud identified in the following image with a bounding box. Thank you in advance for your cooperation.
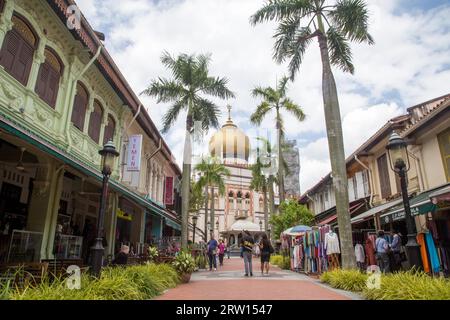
[75,0,450,192]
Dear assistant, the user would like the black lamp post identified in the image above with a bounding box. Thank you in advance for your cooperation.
[91,140,119,277]
[386,132,422,270]
[192,214,198,243]
[259,220,263,231]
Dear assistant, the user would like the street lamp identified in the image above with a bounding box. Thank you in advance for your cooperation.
[91,140,119,277]
[259,220,263,231]
[192,214,198,243]
[216,219,219,230]
[386,132,422,270]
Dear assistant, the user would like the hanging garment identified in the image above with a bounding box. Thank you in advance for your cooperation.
[365,238,377,266]
[324,232,340,255]
[425,232,441,273]
[417,233,430,273]
[355,244,365,263]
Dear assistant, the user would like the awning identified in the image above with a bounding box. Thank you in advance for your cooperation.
[316,199,367,226]
[0,113,181,229]
[351,198,404,224]
[380,185,448,225]
[430,185,450,202]
[165,219,181,231]
[317,214,337,225]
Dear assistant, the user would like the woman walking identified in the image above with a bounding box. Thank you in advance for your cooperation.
[218,239,225,266]
[259,233,273,276]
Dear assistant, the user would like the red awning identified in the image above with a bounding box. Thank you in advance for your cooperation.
[318,214,337,225]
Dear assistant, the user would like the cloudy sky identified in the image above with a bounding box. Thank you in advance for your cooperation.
[75,0,450,193]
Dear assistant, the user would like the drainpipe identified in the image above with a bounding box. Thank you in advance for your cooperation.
[66,46,103,152]
[354,155,374,208]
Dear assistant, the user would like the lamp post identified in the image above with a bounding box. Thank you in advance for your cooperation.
[386,132,422,270]
[259,220,263,231]
[91,141,119,277]
[192,214,198,243]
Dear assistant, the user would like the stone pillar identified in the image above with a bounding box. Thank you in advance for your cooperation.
[26,161,65,260]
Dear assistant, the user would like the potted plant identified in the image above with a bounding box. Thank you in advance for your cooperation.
[172,251,196,283]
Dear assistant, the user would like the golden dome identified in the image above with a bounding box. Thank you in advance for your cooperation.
[209,106,250,163]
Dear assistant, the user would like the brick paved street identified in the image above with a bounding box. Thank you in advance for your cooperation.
[157,257,360,300]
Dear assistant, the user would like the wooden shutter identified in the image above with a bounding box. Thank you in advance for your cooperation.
[88,100,103,143]
[0,31,20,71]
[71,83,88,131]
[35,49,62,108]
[377,154,392,199]
[103,115,115,145]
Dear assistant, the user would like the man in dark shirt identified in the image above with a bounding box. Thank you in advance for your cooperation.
[240,230,255,276]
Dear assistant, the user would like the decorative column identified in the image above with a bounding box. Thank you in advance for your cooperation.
[26,38,47,91]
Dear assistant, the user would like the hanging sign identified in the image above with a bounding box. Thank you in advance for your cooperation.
[165,176,174,205]
[127,135,142,171]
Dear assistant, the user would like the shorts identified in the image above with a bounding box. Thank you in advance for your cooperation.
[260,252,270,263]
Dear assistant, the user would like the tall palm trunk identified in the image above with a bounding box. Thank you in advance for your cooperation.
[204,185,209,242]
[263,184,268,232]
[276,109,285,204]
[317,31,356,269]
[268,175,276,240]
[210,186,215,239]
[181,114,193,249]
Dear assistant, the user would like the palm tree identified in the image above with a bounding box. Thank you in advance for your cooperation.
[142,52,235,248]
[250,76,305,205]
[250,0,374,269]
[195,157,231,240]
[250,155,269,233]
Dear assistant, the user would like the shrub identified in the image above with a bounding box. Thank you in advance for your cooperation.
[147,246,159,262]
[10,263,179,300]
[270,255,291,270]
[195,254,207,269]
[0,280,11,300]
[320,269,368,292]
[363,271,450,300]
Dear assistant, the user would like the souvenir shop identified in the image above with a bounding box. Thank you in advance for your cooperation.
[282,225,341,274]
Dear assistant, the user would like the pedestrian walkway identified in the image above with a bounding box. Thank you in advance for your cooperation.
[157,257,361,300]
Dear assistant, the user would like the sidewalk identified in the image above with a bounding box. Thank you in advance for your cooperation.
[157,257,361,300]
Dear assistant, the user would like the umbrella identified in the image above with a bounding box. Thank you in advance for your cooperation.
[290,225,312,233]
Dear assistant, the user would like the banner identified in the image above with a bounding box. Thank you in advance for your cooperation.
[165,176,174,205]
[127,135,142,171]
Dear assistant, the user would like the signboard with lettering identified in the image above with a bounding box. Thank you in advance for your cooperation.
[165,176,174,205]
[127,135,142,171]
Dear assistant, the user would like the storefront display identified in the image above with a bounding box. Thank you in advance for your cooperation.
[7,230,43,263]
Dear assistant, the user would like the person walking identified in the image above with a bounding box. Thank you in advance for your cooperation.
[226,242,231,259]
[218,239,225,267]
[391,230,402,272]
[375,230,391,273]
[259,233,273,276]
[240,230,255,277]
[207,235,218,271]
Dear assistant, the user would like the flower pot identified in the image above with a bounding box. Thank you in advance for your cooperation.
[181,273,192,283]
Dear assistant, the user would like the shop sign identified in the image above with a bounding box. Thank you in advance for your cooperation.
[165,176,174,205]
[127,135,142,171]
[117,208,133,221]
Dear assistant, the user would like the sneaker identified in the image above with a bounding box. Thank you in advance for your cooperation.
[244,274,249,277]
[214,268,217,271]
[250,273,253,277]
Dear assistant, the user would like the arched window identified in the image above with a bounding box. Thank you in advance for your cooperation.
[71,82,88,131]
[88,100,103,143]
[35,48,63,108]
[103,115,115,145]
[214,194,219,209]
[0,14,38,85]
[259,197,264,210]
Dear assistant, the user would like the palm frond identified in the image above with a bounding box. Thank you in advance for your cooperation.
[327,26,354,74]
[250,0,315,25]
[273,16,302,64]
[162,99,187,133]
[192,97,221,131]
[282,98,306,121]
[284,27,316,80]
[201,77,235,99]
[250,101,271,126]
[277,76,290,97]
[140,78,186,103]
[328,0,374,45]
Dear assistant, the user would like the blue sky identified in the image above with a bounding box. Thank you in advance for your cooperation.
[76,0,450,192]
